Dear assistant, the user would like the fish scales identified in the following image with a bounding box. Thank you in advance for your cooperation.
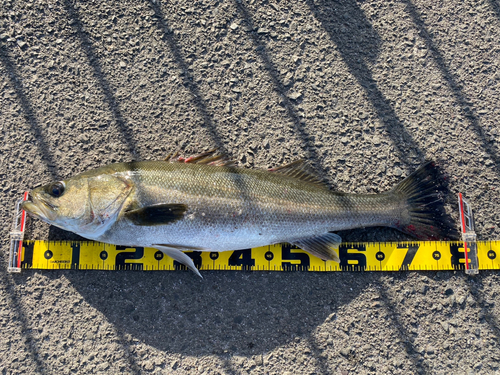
[22,157,458,276]
[104,162,394,246]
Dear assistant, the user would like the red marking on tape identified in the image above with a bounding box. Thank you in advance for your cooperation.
[458,193,469,270]
[17,192,29,269]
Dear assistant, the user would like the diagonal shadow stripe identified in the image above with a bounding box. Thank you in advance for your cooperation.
[465,275,500,347]
[147,0,227,153]
[306,0,425,168]
[62,0,137,158]
[401,0,500,176]
[233,0,334,181]
[0,272,50,374]
[0,40,59,179]
[378,279,431,374]
[488,0,500,23]
[111,325,143,375]
[306,335,333,374]
[146,1,262,207]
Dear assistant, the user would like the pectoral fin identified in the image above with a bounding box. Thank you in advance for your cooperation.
[125,204,187,226]
[291,233,341,263]
[153,244,203,278]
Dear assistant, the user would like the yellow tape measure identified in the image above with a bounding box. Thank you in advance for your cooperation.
[19,240,500,272]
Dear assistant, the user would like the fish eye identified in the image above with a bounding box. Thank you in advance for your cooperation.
[47,181,65,198]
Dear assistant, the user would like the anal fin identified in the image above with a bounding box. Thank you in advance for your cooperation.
[291,233,341,263]
[153,244,203,278]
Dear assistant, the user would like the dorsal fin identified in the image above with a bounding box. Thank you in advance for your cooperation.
[270,160,327,187]
[163,150,181,161]
[164,149,236,167]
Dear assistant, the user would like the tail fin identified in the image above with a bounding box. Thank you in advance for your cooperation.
[393,161,459,240]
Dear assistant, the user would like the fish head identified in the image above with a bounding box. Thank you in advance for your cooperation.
[22,170,133,238]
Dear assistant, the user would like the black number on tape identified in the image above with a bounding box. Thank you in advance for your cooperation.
[265,251,274,261]
[339,244,367,271]
[228,249,255,270]
[71,243,81,269]
[433,251,441,260]
[281,244,310,271]
[376,251,385,261]
[115,246,144,270]
[488,250,496,260]
[22,242,35,268]
[154,251,164,260]
[397,243,419,270]
[450,243,465,270]
[210,252,219,260]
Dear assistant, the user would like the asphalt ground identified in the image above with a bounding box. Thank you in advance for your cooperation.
[1,0,500,374]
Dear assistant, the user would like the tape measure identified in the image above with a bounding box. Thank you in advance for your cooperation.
[8,192,498,273]
[15,240,500,272]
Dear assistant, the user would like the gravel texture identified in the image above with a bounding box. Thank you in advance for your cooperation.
[1,0,500,374]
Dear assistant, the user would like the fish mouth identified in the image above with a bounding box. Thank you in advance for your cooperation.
[21,194,58,223]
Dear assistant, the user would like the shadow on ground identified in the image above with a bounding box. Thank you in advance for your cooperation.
[306,0,425,167]
[400,0,500,177]
[0,40,59,179]
[11,266,492,375]
[52,270,372,356]
[62,0,138,159]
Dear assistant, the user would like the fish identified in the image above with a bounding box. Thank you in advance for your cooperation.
[22,150,457,276]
